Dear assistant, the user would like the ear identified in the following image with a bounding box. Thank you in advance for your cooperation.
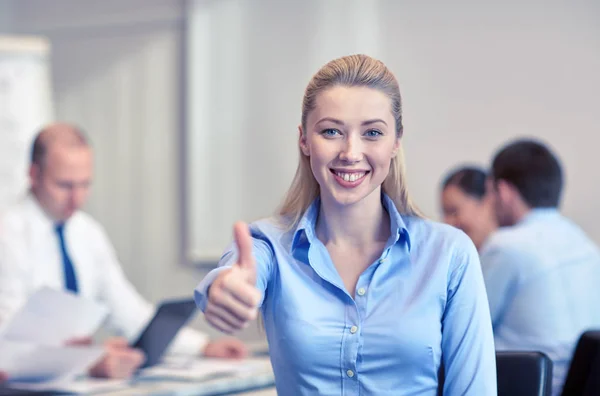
[391,136,401,157]
[298,125,310,157]
[29,164,41,188]
[496,179,516,204]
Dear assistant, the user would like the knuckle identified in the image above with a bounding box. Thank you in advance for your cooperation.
[209,287,224,302]
[248,309,258,321]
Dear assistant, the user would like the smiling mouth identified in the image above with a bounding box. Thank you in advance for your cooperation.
[330,169,370,182]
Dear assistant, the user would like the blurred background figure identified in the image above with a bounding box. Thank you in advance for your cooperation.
[440,166,498,251]
[0,123,248,380]
[482,139,600,395]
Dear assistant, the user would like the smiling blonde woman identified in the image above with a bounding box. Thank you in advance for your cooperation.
[195,54,497,396]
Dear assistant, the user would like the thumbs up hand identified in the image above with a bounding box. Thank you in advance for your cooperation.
[205,222,262,334]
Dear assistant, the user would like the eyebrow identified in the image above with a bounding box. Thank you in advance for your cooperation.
[315,117,388,127]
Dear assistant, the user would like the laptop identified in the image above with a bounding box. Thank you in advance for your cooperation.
[130,298,198,368]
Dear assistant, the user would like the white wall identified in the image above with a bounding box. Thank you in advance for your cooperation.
[3,0,599,342]
[185,0,600,261]
[0,1,15,33]
[3,0,262,340]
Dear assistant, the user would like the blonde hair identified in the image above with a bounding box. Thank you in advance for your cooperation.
[278,54,422,226]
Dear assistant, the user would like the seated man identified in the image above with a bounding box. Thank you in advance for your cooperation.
[0,123,247,379]
[482,139,600,395]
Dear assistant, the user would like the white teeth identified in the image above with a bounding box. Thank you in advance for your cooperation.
[335,171,366,182]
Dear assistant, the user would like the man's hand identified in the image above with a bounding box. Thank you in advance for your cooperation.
[65,336,93,346]
[202,337,248,359]
[88,337,145,379]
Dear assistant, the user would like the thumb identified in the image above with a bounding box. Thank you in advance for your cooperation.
[233,222,256,278]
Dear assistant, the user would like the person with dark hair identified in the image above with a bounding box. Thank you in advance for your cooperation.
[440,166,498,250]
[482,138,600,395]
[0,123,248,380]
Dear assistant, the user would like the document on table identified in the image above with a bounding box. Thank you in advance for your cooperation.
[0,287,110,391]
[0,286,109,345]
[0,339,105,389]
[7,376,129,394]
[137,357,270,381]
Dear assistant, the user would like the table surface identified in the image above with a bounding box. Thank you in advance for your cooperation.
[1,341,277,396]
[101,357,275,396]
[1,357,276,396]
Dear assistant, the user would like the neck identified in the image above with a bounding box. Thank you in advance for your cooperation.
[316,190,390,248]
[475,223,497,251]
[511,202,531,225]
[30,188,62,224]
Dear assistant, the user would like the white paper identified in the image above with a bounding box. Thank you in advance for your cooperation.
[0,339,105,389]
[9,376,128,394]
[0,286,109,345]
[137,357,270,381]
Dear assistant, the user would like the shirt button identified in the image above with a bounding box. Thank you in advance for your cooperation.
[346,369,354,378]
[357,287,366,296]
[350,326,358,334]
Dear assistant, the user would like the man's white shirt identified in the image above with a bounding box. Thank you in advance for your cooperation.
[0,193,208,354]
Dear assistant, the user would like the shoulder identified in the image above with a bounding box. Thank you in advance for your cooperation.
[0,199,34,240]
[404,215,478,261]
[479,225,545,280]
[481,224,541,264]
[69,211,111,244]
[70,210,101,230]
[483,225,529,252]
[404,217,483,300]
[248,217,290,247]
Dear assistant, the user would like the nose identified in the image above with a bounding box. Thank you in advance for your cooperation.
[339,134,363,163]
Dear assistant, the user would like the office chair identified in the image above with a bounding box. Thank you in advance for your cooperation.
[437,351,553,396]
[496,351,553,396]
[561,330,600,396]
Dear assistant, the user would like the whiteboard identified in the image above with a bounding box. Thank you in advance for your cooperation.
[0,35,54,211]
[184,0,600,263]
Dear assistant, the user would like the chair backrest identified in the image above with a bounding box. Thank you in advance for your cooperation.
[496,351,553,396]
[561,330,600,396]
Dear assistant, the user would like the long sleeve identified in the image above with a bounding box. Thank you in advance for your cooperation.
[479,244,525,328]
[441,240,497,395]
[0,221,31,325]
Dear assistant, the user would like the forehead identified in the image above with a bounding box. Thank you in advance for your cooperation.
[443,185,475,203]
[44,145,92,172]
[309,86,393,125]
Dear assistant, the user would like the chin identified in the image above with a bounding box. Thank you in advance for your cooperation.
[329,186,380,208]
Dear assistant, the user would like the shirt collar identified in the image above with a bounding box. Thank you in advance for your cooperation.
[291,193,411,252]
[24,191,71,231]
[520,207,560,225]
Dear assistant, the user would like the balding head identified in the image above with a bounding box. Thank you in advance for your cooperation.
[31,123,90,170]
[29,123,93,222]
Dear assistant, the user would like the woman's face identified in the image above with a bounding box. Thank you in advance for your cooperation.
[299,86,400,208]
[441,184,495,249]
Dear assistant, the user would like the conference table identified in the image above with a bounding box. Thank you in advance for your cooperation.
[1,358,277,396]
[1,341,278,396]
[99,356,277,396]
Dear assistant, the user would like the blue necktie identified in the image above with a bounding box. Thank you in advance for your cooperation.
[55,223,78,293]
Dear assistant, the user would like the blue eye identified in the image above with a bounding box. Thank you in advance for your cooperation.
[365,129,383,137]
[321,128,341,137]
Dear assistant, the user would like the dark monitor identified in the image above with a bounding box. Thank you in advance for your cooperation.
[130,298,198,368]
